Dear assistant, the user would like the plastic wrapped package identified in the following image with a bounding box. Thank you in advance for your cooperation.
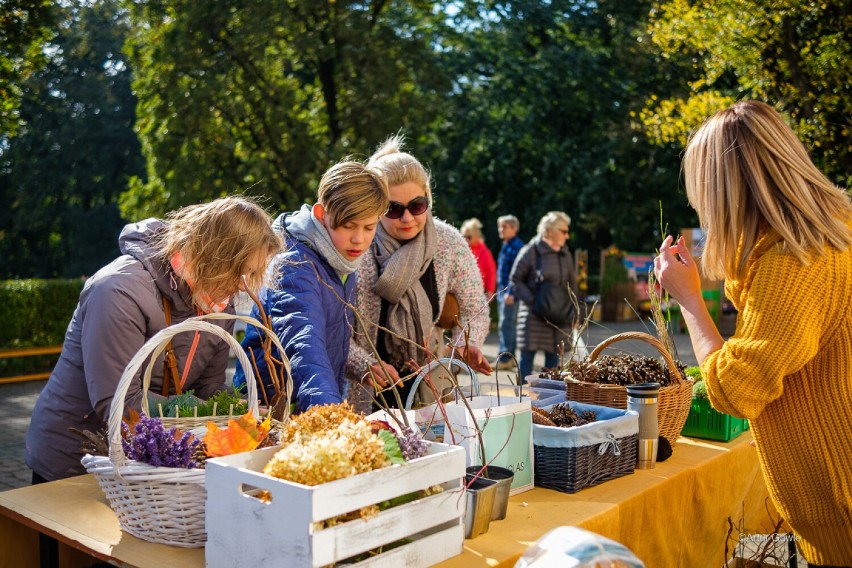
[514,526,644,568]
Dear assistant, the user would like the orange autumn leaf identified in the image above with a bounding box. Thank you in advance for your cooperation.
[204,413,271,458]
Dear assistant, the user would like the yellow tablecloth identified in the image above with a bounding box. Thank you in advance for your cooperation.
[444,433,776,567]
[0,434,773,568]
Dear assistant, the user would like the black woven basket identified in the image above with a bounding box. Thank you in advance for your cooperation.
[533,434,638,494]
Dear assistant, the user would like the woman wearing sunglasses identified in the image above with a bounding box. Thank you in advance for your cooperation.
[510,211,578,380]
[345,135,492,410]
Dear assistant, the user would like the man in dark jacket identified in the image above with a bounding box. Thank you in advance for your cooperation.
[235,160,389,411]
[496,215,525,369]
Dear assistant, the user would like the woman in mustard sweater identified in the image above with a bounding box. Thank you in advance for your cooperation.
[655,100,852,566]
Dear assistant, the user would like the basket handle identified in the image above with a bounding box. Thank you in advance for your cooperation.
[586,331,684,386]
[109,314,292,465]
[404,357,481,410]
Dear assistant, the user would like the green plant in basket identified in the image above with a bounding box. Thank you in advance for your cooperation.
[190,386,249,417]
[154,387,248,418]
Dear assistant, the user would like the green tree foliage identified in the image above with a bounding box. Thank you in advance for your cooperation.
[428,0,696,257]
[0,0,55,137]
[643,0,851,186]
[0,0,144,278]
[121,0,450,218]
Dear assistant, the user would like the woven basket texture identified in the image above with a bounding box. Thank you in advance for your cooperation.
[83,313,290,547]
[564,331,693,445]
[534,434,638,494]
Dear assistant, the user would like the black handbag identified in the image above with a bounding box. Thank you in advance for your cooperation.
[531,246,575,325]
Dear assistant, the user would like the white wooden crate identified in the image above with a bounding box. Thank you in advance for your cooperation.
[205,442,466,568]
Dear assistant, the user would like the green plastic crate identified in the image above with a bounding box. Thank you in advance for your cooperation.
[681,398,748,442]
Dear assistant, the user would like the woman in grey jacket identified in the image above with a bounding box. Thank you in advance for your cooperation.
[25,196,281,482]
[510,211,577,380]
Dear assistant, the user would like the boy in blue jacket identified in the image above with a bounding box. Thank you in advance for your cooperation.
[234,160,389,411]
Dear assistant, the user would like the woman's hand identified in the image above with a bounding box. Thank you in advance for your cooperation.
[654,235,703,310]
[457,345,493,375]
[365,360,401,389]
[655,235,725,363]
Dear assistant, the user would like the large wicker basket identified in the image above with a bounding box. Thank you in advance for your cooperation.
[564,331,693,445]
[82,314,291,547]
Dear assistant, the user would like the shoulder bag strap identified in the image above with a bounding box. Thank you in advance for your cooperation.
[534,244,544,284]
[161,297,182,397]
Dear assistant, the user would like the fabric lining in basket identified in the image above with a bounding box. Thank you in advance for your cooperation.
[533,401,638,494]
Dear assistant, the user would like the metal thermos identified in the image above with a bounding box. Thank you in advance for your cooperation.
[626,383,660,469]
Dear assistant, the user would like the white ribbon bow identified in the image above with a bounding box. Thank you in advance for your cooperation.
[597,433,622,456]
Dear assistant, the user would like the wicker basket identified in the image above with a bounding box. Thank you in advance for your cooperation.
[143,313,292,430]
[533,401,638,494]
[564,331,693,445]
[82,314,291,547]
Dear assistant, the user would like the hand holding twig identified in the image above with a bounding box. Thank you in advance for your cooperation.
[654,235,702,309]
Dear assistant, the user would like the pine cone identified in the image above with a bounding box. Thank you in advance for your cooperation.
[193,442,209,467]
[69,427,109,456]
[579,410,598,425]
[531,407,557,427]
[565,359,599,383]
[549,403,583,428]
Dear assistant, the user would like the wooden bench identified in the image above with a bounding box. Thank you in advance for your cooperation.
[0,345,62,384]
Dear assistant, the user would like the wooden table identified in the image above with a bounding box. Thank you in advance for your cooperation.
[0,433,773,568]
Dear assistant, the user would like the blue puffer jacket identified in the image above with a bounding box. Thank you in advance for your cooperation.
[234,211,356,411]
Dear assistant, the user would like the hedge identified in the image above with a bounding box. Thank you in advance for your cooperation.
[0,279,84,348]
[0,279,84,377]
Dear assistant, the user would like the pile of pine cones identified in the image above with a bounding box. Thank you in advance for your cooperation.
[565,353,686,387]
[532,404,597,428]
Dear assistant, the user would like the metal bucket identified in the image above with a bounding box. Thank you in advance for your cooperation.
[463,474,497,539]
[467,465,514,521]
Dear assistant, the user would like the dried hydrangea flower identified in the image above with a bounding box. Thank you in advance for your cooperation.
[277,402,361,445]
[264,418,389,485]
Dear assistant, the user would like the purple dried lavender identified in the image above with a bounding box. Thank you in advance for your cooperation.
[121,415,202,469]
[397,426,429,461]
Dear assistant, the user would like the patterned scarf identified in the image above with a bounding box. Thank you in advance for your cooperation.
[372,212,438,367]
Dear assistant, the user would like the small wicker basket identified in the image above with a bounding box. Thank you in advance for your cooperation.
[82,313,291,547]
[564,331,693,445]
[533,401,638,494]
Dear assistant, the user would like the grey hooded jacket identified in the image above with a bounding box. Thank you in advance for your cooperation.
[25,219,234,481]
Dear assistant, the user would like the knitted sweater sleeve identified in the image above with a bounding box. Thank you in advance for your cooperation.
[701,250,827,420]
[442,226,490,347]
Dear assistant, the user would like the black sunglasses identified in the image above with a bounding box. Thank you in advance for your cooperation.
[385,196,429,219]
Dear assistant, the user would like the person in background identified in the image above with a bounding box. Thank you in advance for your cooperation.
[496,214,524,369]
[346,135,492,411]
[26,196,281,482]
[654,100,852,566]
[460,217,497,296]
[510,211,577,381]
[234,160,389,412]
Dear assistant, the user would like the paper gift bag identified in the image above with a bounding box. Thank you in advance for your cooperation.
[443,395,533,494]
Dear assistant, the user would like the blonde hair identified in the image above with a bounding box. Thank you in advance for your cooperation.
[537,211,571,239]
[157,196,282,307]
[318,160,389,228]
[367,134,433,206]
[684,100,852,280]
[460,217,483,239]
